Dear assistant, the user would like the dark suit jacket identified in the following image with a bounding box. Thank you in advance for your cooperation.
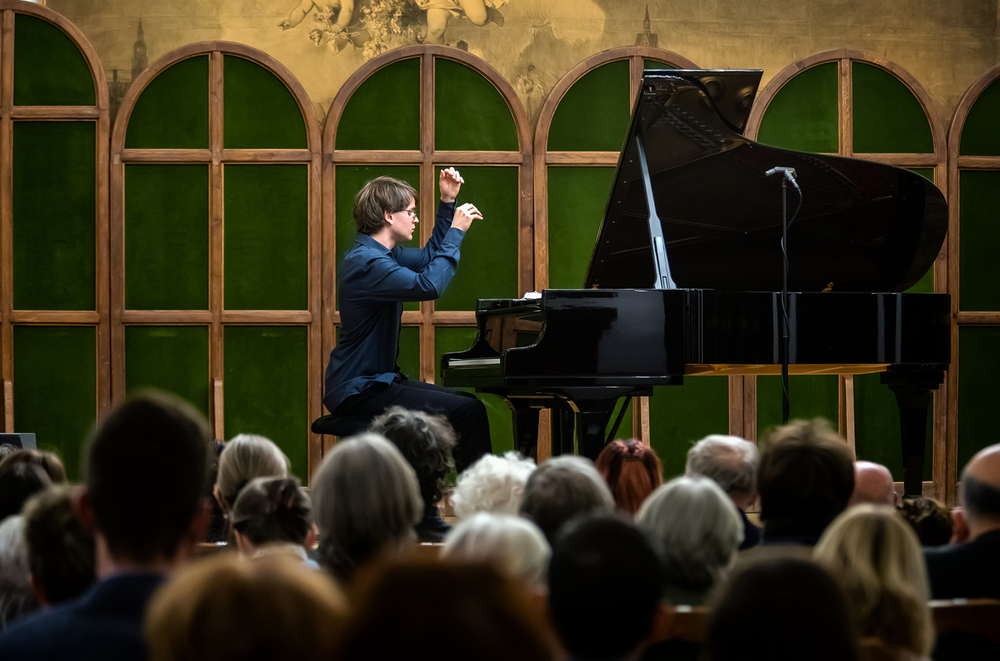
[738,508,761,550]
[924,529,1000,600]
[0,572,164,661]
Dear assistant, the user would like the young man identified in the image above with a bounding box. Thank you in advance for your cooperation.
[323,168,492,471]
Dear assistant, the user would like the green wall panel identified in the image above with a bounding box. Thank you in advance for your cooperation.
[852,63,932,154]
[642,60,675,71]
[435,166,518,310]
[649,378,730,480]
[757,63,838,154]
[13,121,95,311]
[13,14,95,106]
[334,166,419,312]
[549,60,631,152]
[757,375,839,437]
[960,77,1000,156]
[224,164,308,310]
[335,58,419,150]
[853,373,932,481]
[125,56,209,149]
[13,326,96,481]
[435,58,517,152]
[125,326,210,416]
[125,165,209,310]
[959,170,1000,311]
[225,326,309,481]
[547,167,616,289]
[959,328,1000,470]
[436,327,512,455]
[223,55,306,149]
[397,326,420,380]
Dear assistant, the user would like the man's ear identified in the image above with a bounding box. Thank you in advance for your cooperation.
[648,603,674,644]
[75,490,97,533]
[383,210,395,224]
[29,572,50,608]
[305,524,318,550]
[189,497,213,544]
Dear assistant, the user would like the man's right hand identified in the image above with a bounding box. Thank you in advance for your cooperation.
[452,203,482,232]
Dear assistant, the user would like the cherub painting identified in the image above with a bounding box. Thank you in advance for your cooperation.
[413,0,507,44]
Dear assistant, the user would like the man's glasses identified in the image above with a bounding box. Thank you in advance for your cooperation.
[397,208,417,218]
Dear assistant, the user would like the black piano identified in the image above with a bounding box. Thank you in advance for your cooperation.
[441,70,949,497]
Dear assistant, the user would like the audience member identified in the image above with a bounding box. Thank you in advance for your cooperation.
[370,406,456,541]
[145,553,345,661]
[897,497,953,547]
[925,443,1000,599]
[757,418,855,547]
[0,516,37,632]
[595,439,663,515]
[0,390,211,660]
[519,456,615,544]
[686,434,761,549]
[0,453,52,521]
[0,444,16,461]
[451,451,535,520]
[548,516,667,661]
[214,434,290,516]
[311,433,422,582]
[637,475,743,606]
[815,505,933,660]
[22,485,95,606]
[230,477,316,567]
[850,460,899,507]
[335,560,552,661]
[705,556,861,661]
[204,440,227,543]
[441,512,549,592]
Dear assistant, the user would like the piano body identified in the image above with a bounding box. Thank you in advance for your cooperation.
[441,70,949,496]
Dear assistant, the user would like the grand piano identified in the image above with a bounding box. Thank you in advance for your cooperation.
[441,70,950,497]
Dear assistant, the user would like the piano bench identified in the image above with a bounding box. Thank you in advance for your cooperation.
[311,414,373,438]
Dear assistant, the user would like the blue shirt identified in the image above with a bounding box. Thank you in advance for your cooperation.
[323,200,465,412]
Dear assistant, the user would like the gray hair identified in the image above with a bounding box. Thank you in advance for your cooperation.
[636,475,743,592]
[0,516,37,631]
[518,455,615,543]
[311,433,422,580]
[442,513,550,591]
[216,434,290,511]
[451,452,536,520]
[686,435,759,498]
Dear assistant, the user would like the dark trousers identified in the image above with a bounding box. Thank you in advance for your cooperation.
[340,377,492,472]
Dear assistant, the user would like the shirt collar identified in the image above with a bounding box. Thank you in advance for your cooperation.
[356,233,392,255]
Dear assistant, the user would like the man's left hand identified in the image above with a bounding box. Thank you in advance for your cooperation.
[440,167,464,203]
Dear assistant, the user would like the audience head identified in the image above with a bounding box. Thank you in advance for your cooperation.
[850,461,898,507]
[0,449,66,485]
[706,556,860,661]
[335,560,551,661]
[637,475,743,596]
[814,505,933,657]
[0,515,36,631]
[214,434,289,513]
[83,390,210,566]
[897,497,953,546]
[0,444,16,461]
[230,477,314,556]
[441,513,549,592]
[353,175,418,235]
[369,406,455,508]
[451,451,535,520]
[519,456,615,544]
[959,443,1000,537]
[548,516,665,660]
[758,418,855,541]
[22,484,95,606]
[0,453,51,521]
[311,433,422,581]
[594,439,663,515]
[686,434,759,509]
[146,553,346,661]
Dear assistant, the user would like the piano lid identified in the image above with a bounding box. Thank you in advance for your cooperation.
[584,70,948,293]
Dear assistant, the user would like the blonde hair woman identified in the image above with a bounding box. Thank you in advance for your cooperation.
[214,434,290,514]
[814,505,934,660]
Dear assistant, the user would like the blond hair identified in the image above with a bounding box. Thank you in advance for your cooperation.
[215,434,290,512]
[814,505,933,657]
[146,553,345,661]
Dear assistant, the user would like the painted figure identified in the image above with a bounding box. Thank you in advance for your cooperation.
[278,0,355,34]
[415,0,507,44]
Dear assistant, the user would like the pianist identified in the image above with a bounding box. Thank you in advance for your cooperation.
[322,169,492,472]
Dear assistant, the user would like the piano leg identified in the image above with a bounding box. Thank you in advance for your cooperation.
[508,403,540,460]
[552,408,576,457]
[882,367,943,498]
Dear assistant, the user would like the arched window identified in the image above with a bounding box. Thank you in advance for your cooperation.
[747,50,947,497]
[534,47,714,472]
[0,3,108,479]
[111,43,322,478]
[324,45,532,454]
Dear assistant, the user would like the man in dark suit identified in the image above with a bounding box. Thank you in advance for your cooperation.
[0,391,211,660]
[925,443,1000,600]
[686,434,762,550]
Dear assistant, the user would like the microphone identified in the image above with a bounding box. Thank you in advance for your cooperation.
[765,166,795,177]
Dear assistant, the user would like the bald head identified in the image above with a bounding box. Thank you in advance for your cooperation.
[850,461,897,507]
[961,444,1000,534]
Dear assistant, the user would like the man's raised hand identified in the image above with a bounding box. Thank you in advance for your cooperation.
[452,203,482,232]
[440,167,465,203]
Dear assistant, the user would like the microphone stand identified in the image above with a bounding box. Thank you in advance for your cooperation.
[780,174,790,424]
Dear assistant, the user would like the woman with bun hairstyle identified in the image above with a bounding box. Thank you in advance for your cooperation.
[230,477,317,568]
